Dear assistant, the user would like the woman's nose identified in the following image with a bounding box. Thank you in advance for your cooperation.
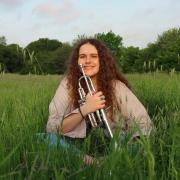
[85,56,91,63]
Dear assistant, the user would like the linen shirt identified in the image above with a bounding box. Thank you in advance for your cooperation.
[46,77,152,138]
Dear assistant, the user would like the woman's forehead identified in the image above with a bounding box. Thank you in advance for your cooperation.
[79,43,98,54]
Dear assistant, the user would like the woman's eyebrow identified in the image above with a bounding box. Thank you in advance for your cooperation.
[79,53,98,56]
[79,53,86,56]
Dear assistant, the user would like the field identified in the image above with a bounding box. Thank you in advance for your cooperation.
[0,73,180,179]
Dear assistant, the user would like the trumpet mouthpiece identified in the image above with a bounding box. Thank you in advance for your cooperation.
[79,64,83,73]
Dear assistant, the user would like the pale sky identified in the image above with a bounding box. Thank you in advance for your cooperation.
[0,0,179,48]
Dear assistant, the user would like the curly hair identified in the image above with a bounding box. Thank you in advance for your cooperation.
[65,38,131,121]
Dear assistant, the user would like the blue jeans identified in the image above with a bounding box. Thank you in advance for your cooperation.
[36,133,141,157]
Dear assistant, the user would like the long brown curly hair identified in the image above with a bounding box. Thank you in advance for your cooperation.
[65,38,131,121]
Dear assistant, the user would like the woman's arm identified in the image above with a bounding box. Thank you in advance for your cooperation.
[62,91,106,133]
[46,78,71,133]
[61,105,87,133]
[47,78,106,134]
[116,81,153,137]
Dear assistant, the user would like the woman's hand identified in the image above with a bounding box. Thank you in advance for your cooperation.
[83,154,95,165]
[83,154,100,166]
[81,91,106,115]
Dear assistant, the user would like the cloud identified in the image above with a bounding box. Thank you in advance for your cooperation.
[33,0,80,24]
[0,0,23,7]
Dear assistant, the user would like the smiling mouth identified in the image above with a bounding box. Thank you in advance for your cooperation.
[84,66,94,69]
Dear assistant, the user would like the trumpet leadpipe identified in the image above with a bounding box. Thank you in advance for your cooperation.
[78,64,113,139]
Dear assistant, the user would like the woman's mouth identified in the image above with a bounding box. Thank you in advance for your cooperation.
[84,66,94,70]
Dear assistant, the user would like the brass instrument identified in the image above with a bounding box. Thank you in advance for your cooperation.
[78,64,113,139]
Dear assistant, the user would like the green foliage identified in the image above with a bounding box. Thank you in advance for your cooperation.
[0,74,179,179]
[0,36,6,45]
[48,43,73,74]
[156,28,180,71]
[72,34,92,46]
[142,28,180,72]
[0,44,23,73]
[25,39,72,74]
[31,42,73,74]
[0,27,180,74]
[18,47,43,74]
[26,38,62,52]
[121,46,141,73]
[95,31,123,63]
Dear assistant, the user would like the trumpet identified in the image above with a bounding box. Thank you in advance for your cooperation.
[78,64,113,139]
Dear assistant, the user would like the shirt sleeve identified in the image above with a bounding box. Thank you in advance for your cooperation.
[46,77,87,138]
[115,81,153,137]
[46,78,72,133]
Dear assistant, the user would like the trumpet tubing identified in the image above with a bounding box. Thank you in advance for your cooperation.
[78,64,113,139]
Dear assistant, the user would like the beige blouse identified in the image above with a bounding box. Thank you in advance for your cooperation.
[46,77,152,138]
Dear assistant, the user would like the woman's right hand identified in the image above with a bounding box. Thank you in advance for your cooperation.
[81,91,106,115]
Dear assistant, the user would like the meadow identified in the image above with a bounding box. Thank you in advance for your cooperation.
[0,73,179,179]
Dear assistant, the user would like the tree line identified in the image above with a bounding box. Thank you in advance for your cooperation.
[0,27,179,74]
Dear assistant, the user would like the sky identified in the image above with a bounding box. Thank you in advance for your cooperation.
[0,0,180,48]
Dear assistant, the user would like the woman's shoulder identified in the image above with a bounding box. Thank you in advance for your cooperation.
[54,76,70,94]
[112,80,132,99]
[113,80,128,90]
[54,75,71,99]
[58,75,69,87]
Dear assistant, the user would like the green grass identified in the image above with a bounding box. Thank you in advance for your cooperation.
[0,73,180,179]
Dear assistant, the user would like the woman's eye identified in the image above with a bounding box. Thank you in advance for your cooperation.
[92,55,98,58]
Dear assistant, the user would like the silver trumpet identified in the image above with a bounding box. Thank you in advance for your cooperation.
[78,64,113,139]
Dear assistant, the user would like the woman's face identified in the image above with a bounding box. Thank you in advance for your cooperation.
[78,43,100,78]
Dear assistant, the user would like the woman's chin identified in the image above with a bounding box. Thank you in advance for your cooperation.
[85,70,98,77]
[86,73,95,77]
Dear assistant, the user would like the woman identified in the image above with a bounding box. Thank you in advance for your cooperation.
[46,39,152,164]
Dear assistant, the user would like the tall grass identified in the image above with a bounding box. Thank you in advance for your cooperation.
[0,73,179,179]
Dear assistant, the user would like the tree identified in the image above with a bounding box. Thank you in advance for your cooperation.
[25,42,73,74]
[72,34,91,46]
[0,44,23,73]
[0,36,6,45]
[140,43,159,72]
[94,31,123,63]
[26,38,62,52]
[156,28,180,71]
[24,38,64,74]
[121,46,141,73]
[48,43,73,74]
[139,28,180,72]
